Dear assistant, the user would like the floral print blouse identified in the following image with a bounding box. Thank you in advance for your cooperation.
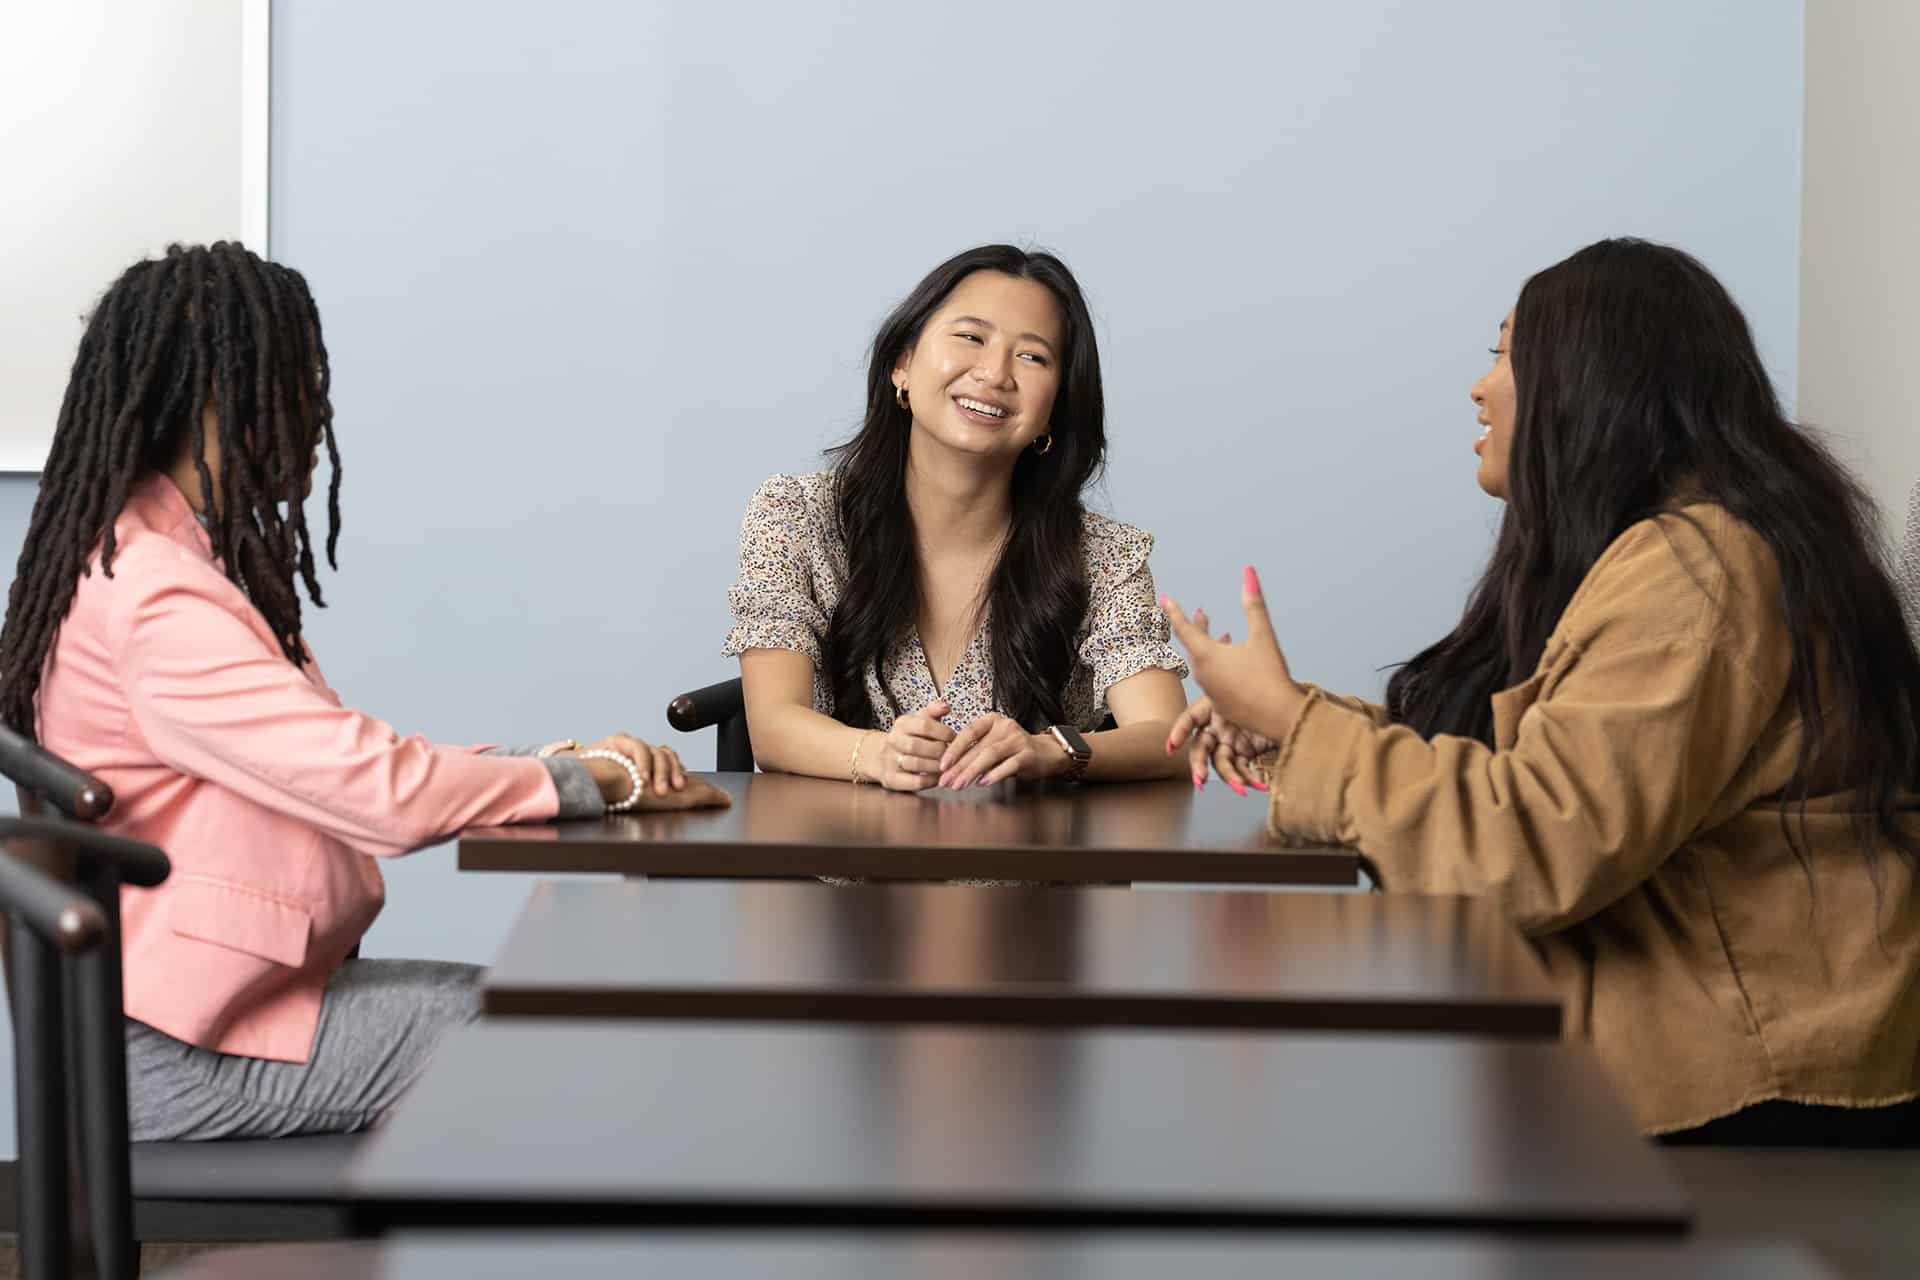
[723,472,1188,732]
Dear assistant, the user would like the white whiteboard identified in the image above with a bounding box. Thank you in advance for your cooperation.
[0,0,268,473]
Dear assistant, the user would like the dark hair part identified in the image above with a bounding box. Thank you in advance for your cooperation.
[1386,237,1920,876]
[824,244,1106,730]
[0,241,340,735]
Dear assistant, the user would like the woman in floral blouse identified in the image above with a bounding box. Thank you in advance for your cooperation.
[726,244,1189,791]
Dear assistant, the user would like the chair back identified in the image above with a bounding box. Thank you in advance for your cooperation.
[0,721,115,822]
[666,677,754,772]
[0,725,166,1280]
[1,816,169,1280]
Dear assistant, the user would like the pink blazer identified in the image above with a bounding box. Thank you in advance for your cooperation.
[36,474,560,1062]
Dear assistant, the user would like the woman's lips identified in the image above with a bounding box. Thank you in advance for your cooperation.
[954,396,1011,426]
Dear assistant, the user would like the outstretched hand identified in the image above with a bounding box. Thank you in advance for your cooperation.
[1167,695,1275,795]
[1160,566,1307,746]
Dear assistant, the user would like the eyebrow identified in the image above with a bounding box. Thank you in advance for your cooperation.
[949,315,1058,355]
[1498,319,1510,333]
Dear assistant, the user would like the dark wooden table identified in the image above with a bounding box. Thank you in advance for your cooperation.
[347,1021,1689,1233]
[159,1233,1838,1279]
[458,772,1358,885]
[482,880,1561,1036]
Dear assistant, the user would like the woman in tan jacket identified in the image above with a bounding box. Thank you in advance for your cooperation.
[1166,238,1920,1144]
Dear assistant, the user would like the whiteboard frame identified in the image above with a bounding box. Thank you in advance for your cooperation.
[241,0,272,256]
[0,0,271,474]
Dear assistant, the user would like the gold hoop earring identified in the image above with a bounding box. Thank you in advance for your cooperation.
[895,384,909,410]
[1031,432,1053,456]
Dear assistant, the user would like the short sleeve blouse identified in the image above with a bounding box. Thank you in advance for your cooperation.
[723,472,1187,732]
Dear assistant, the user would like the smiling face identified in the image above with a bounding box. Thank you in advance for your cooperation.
[891,271,1063,462]
[1469,309,1517,499]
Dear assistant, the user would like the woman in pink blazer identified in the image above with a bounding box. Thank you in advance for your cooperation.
[0,243,728,1140]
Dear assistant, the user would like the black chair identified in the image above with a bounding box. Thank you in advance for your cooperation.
[667,677,753,771]
[0,726,365,1270]
[0,814,371,1279]
[1,814,159,1278]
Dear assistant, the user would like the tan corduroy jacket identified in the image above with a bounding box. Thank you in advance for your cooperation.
[1264,503,1920,1134]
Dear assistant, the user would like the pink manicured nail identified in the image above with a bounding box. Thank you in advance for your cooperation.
[1158,594,1170,609]
[1244,565,1262,596]
[1228,779,1247,798]
[1192,772,1205,789]
[1164,739,1174,755]
[1249,779,1269,792]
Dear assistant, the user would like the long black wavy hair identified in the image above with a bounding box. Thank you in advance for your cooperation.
[824,244,1106,730]
[1385,237,1920,873]
[0,242,340,735]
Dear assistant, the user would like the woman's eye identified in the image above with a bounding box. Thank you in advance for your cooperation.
[955,331,983,344]
[1018,352,1049,366]
[1487,347,1506,357]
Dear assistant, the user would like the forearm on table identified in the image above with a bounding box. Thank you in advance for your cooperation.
[482,746,604,820]
[745,701,870,782]
[1082,719,1184,782]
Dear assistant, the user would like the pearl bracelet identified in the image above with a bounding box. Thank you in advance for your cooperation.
[577,748,645,813]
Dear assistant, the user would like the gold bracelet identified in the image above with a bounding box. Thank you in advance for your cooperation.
[849,730,874,785]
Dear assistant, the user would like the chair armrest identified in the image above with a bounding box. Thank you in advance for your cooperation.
[0,723,113,820]
[0,849,106,951]
[0,818,170,889]
[667,677,746,734]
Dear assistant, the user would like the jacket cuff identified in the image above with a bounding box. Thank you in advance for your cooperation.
[1264,688,1373,847]
[540,755,606,820]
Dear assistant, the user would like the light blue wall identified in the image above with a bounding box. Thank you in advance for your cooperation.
[0,0,1805,1153]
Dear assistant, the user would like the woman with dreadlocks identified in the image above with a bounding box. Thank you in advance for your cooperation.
[0,242,728,1140]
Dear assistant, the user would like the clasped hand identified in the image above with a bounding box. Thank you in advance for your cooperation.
[866,699,1068,791]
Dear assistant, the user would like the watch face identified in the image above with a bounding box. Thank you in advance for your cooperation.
[1052,725,1092,759]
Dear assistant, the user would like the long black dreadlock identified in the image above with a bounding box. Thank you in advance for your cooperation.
[0,241,342,735]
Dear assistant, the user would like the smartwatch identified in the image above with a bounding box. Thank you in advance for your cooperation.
[1047,724,1093,783]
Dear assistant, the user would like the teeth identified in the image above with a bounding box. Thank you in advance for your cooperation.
[957,397,1007,419]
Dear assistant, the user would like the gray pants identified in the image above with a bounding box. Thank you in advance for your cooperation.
[125,958,481,1142]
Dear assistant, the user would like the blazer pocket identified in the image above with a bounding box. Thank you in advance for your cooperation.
[167,876,312,969]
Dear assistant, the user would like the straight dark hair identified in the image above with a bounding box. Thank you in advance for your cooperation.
[1386,237,1920,875]
[824,244,1106,730]
[0,242,339,735]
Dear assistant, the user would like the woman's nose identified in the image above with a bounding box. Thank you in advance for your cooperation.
[974,345,1014,385]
